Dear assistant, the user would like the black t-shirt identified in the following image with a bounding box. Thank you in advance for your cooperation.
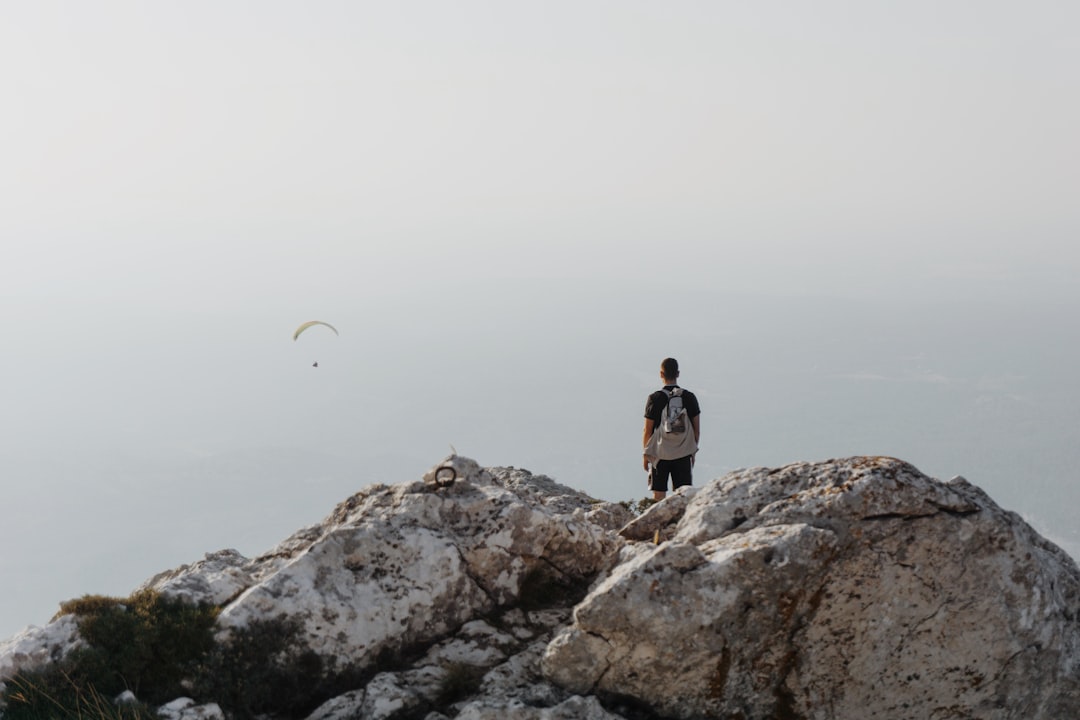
[645,385,701,426]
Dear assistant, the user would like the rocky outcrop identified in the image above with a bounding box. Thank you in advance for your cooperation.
[3,455,1079,720]
[204,455,625,675]
[546,456,1080,719]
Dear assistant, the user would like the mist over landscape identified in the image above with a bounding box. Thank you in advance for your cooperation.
[3,285,1077,640]
[2,1,1078,641]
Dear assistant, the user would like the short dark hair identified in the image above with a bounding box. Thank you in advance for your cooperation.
[661,357,679,381]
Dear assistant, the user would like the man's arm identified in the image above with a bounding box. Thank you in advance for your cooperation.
[691,415,701,466]
[642,418,655,470]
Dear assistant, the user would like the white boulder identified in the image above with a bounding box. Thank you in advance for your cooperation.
[215,456,623,675]
[543,457,1080,719]
[0,614,81,682]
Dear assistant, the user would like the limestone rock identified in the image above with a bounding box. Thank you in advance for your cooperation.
[0,614,81,683]
[348,672,428,720]
[137,549,269,606]
[618,486,698,542]
[6,455,1079,720]
[302,605,578,720]
[305,689,366,720]
[215,456,623,676]
[455,694,627,720]
[114,690,138,706]
[156,697,225,720]
[543,456,1080,719]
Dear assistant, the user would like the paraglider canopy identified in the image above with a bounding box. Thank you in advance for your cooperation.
[293,320,339,341]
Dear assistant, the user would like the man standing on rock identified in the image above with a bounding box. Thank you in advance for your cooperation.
[643,357,701,500]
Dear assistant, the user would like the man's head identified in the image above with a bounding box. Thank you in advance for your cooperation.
[660,357,680,383]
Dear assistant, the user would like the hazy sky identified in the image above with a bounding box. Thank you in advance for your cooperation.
[2,1,1078,640]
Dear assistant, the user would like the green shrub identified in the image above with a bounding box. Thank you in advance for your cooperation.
[76,590,218,703]
[5,595,362,720]
[1,590,218,718]
[194,614,334,720]
[54,594,129,620]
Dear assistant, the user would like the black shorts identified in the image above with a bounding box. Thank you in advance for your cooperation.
[649,456,693,492]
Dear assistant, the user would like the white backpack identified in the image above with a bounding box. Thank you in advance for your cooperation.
[646,387,698,461]
[662,388,688,434]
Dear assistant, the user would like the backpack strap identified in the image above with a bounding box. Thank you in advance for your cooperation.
[655,387,682,423]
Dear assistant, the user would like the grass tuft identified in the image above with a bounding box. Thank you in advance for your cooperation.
[3,654,157,720]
